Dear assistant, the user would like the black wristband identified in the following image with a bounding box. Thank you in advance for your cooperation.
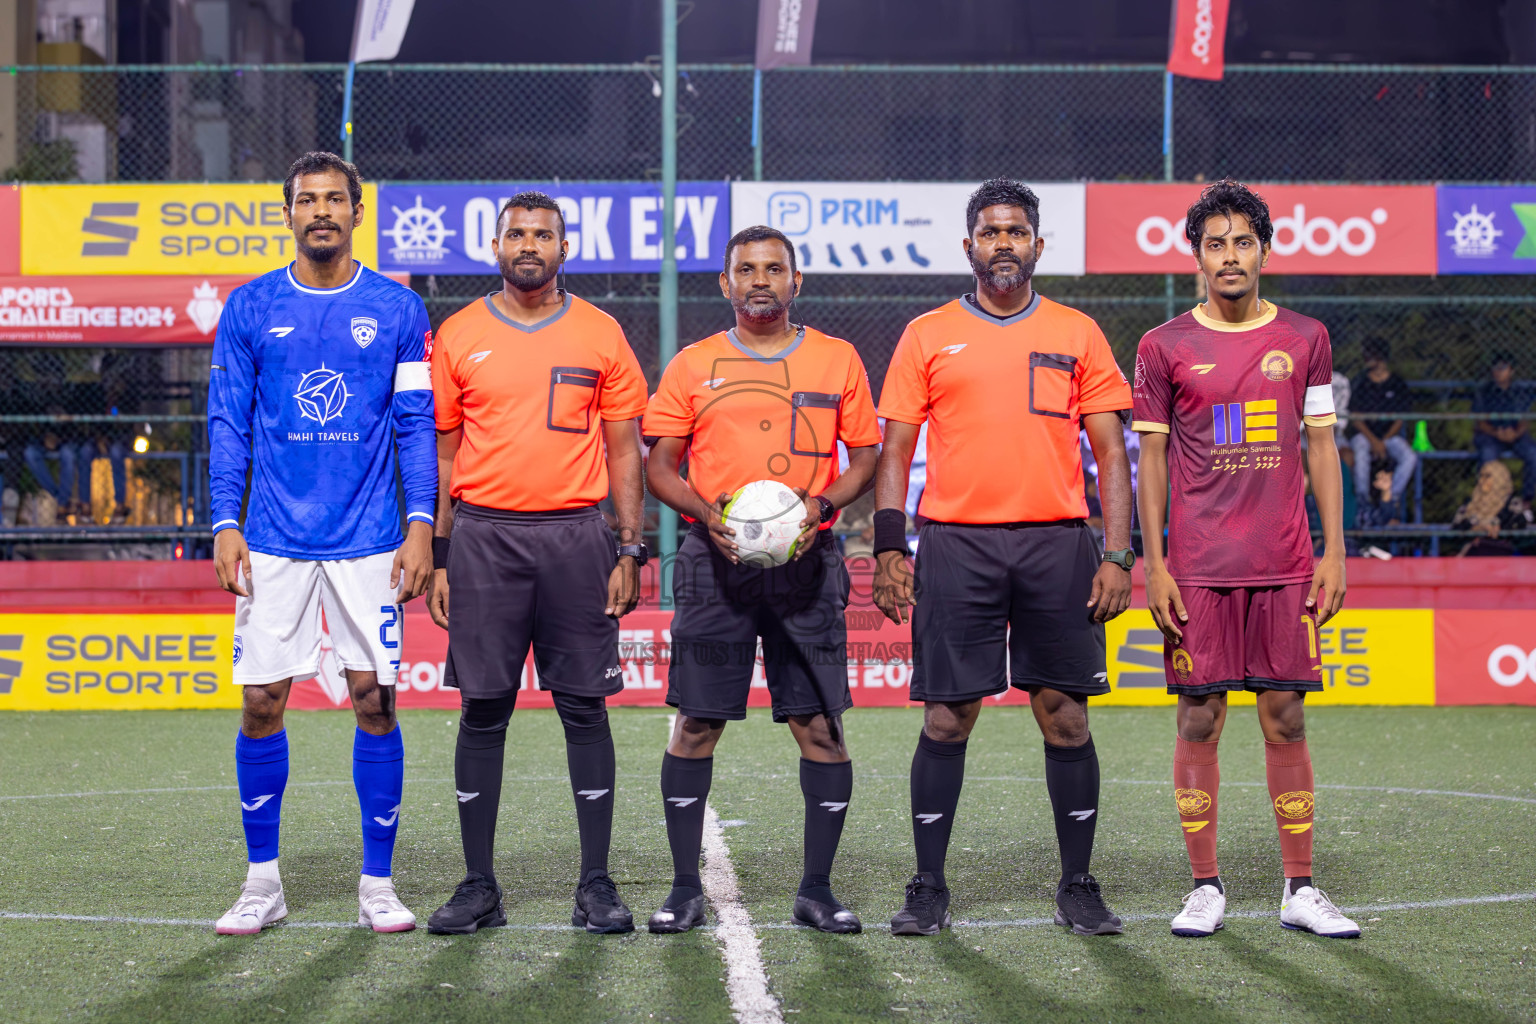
[872,507,910,556]
[432,536,451,571]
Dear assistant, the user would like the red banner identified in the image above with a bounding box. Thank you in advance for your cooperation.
[1167,0,1229,80]
[1434,609,1536,706]
[284,607,1034,711]
[0,187,17,276]
[1085,183,1439,275]
[0,274,252,344]
[0,272,409,344]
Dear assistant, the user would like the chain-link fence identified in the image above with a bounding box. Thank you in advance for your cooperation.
[4,63,1536,552]
[10,63,1536,183]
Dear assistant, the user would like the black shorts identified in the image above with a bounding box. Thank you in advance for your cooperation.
[911,519,1109,704]
[443,503,622,700]
[666,524,852,723]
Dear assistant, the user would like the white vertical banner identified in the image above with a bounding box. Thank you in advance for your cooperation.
[730,182,1087,277]
[351,0,417,63]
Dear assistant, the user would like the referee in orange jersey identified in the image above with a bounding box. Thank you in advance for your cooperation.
[642,225,881,934]
[874,179,1135,937]
[424,192,649,935]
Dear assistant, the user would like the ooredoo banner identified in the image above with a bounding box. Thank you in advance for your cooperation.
[1167,0,1230,81]
[1085,183,1438,275]
[731,182,1087,277]
[1434,610,1536,706]
[20,183,380,275]
[0,275,252,344]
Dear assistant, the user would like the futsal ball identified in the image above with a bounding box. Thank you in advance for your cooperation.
[722,479,807,568]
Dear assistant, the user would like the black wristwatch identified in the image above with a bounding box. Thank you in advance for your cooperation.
[618,543,649,566]
[1102,548,1135,571]
[814,495,835,524]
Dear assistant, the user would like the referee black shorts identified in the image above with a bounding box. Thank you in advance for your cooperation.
[910,519,1109,704]
[666,524,852,723]
[443,503,622,700]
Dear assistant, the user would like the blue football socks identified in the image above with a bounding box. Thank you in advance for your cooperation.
[353,725,405,878]
[235,729,289,864]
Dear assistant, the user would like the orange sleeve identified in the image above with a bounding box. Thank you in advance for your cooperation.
[431,321,464,431]
[600,323,650,421]
[1077,320,1132,415]
[839,349,882,446]
[641,350,695,439]
[875,325,929,425]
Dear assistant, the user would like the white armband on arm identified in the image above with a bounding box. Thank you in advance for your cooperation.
[1303,384,1337,426]
[394,361,431,392]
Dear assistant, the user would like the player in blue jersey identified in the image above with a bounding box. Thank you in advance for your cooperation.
[207,152,437,935]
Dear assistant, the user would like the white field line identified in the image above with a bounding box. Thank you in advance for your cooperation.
[863,775,1536,806]
[4,891,1533,933]
[0,777,566,802]
[665,712,783,1024]
[702,802,783,1024]
[7,777,1533,806]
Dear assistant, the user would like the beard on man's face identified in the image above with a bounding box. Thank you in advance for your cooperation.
[732,288,788,323]
[499,252,559,292]
[296,219,346,263]
[968,245,1036,293]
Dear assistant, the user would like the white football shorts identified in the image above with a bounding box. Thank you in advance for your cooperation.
[233,550,404,687]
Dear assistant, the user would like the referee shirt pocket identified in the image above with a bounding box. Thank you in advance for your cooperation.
[1027,352,1078,419]
[790,391,841,457]
[547,366,601,433]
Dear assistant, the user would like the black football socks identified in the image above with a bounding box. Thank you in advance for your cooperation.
[660,751,713,902]
[454,695,516,882]
[554,693,616,882]
[910,731,968,889]
[798,758,853,903]
[1044,736,1101,883]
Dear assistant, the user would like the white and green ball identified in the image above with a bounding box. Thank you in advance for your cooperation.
[722,479,805,568]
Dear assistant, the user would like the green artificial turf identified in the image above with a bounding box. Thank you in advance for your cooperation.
[1,706,1533,1023]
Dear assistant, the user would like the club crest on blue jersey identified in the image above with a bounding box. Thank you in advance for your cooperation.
[351,316,379,348]
[294,366,351,425]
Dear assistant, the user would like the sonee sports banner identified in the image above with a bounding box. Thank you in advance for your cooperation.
[20,183,381,275]
[0,606,1452,711]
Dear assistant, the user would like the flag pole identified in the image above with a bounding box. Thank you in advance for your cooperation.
[751,68,763,181]
[341,59,356,161]
[658,0,680,606]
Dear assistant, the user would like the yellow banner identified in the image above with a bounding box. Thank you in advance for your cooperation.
[1100,609,1436,706]
[20,183,379,275]
[0,614,238,710]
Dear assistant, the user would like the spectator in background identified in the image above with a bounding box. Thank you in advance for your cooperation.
[1452,459,1533,557]
[1348,337,1416,510]
[21,411,90,519]
[1354,461,1404,529]
[1472,352,1536,501]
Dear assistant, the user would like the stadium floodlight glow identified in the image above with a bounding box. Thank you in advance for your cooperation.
[132,436,149,454]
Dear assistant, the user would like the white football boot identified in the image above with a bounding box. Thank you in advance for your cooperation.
[359,876,417,933]
[216,878,287,935]
[1281,883,1361,938]
[1170,884,1226,937]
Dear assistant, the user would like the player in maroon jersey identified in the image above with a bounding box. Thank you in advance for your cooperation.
[1132,180,1360,939]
